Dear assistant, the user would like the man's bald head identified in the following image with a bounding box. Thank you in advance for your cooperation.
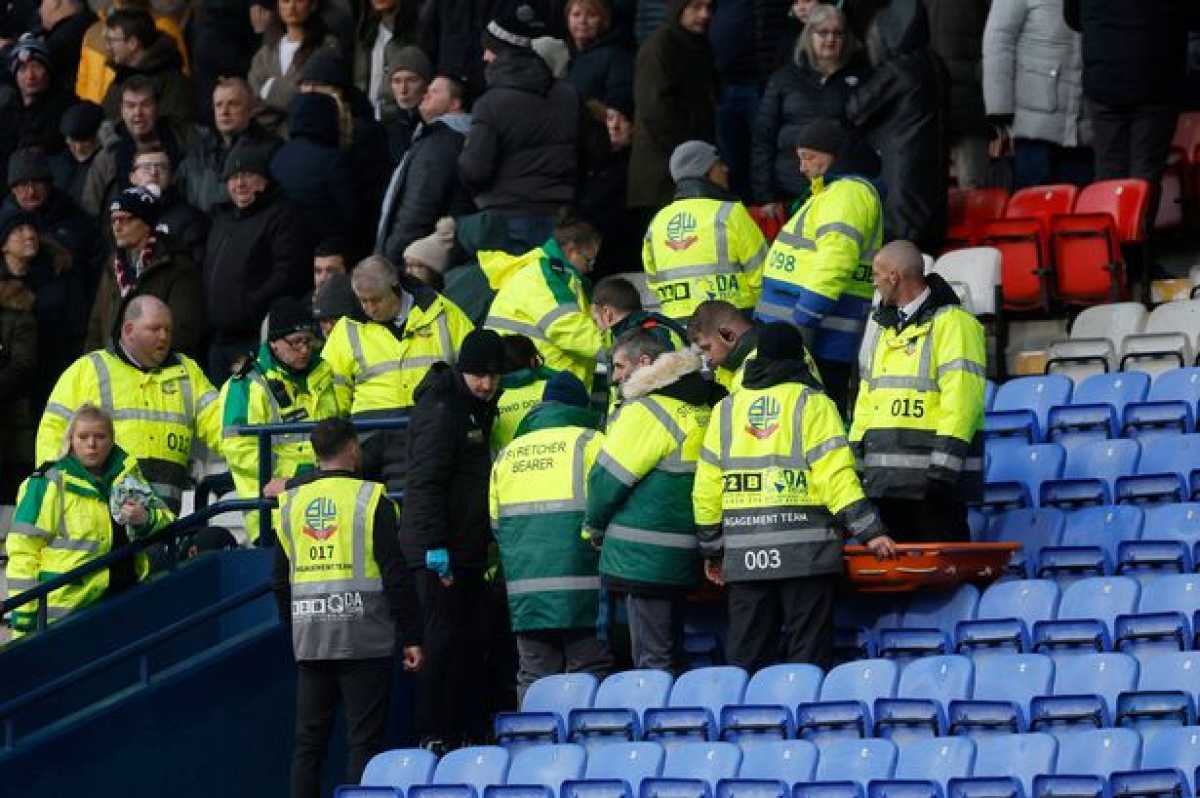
[121,295,173,367]
[872,240,928,307]
[688,300,752,369]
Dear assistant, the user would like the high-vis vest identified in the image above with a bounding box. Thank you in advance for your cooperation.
[850,300,987,501]
[486,239,604,390]
[219,345,341,541]
[36,348,221,512]
[585,393,711,588]
[321,293,474,417]
[756,175,883,363]
[716,344,823,395]
[602,312,689,418]
[492,366,557,452]
[490,422,604,632]
[643,197,767,322]
[274,477,395,661]
[6,448,171,634]
[693,382,883,583]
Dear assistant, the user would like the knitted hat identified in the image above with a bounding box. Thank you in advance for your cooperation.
[532,36,569,78]
[60,101,105,139]
[267,296,316,341]
[483,3,545,52]
[222,141,272,181]
[542,371,589,408]
[301,49,351,89]
[9,34,51,77]
[792,118,848,156]
[312,273,362,321]
[757,322,808,361]
[457,329,506,375]
[109,185,160,226]
[605,83,634,120]
[403,217,457,274]
[388,45,433,82]
[7,147,51,187]
[669,140,720,183]
[0,207,37,245]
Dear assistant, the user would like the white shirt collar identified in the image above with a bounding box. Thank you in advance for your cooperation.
[900,287,931,322]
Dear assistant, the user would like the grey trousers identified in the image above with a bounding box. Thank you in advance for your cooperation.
[626,594,685,671]
[516,629,614,702]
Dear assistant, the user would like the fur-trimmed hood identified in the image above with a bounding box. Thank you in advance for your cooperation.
[621,347,703,400]
[0,277,34,312]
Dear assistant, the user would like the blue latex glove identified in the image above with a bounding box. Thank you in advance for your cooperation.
[425,548,452,579]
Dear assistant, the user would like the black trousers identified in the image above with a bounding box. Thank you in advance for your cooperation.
[875,496,971,543]
[292,656,393,798]
[725,575,836,672]
[814,357,854,419]
[1088,99,1179,225]
[413,568,490,743]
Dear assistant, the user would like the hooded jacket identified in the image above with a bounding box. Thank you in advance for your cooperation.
[566,27,635,106]
[458,48,582,213]
[101,35,194,125]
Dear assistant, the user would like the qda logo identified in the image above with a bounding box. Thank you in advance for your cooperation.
[301,497,338,541]
[664,212,699,251]
[745,396,781,440]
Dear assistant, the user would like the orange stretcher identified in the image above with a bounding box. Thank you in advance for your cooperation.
[843,542,1021,593]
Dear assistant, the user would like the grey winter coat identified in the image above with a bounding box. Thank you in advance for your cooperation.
[982,0,1086,147]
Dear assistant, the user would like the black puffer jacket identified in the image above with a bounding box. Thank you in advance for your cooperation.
[0,85,71,185]
[458,48,581,214]
[846,0,948,251]
[922,0,988,138]
[707,0,792,84]
[567,28,634,105]
[399,363,498,571]
[753,54,873,203]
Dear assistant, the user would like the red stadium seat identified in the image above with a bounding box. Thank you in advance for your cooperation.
[1156,114,1200,230]
[1051,179,1150,305]
[981,185,1076,311]
[944,188,1009,252]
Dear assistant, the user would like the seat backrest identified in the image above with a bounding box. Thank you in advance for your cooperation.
[1062,440,1141,482]
[1071,372,1150,411]
[952,187,1010,228]
[594,670,673,718]
[523,674,600,715]
[584,742,665,783]
[1060,506,1143,551]
[987,443,1065,485]
[972,734,1058,797]
[1069,303,1148,345]
[669,667,749,715]
[1052,728,1141,776]
[814,739,898,784]
[1137,433,1200,477]
[1139,573,1200,615]
[1143,503,1200,544]
[737,740,819,784]
[1058,577,1141,626]
[993,376,1074,435]
[977,579,1061,625]
[893,737,976,783]
[1139,652,1200,692]
[984,508,1066,562]
[931,247,1002,316]
[1145,301,1200,344]
[972,654,1055,705]
[743,664,824,707]
[434,747,511,790]
[1051,654,1139,715]
[1006,185,1079,222]
[897,655,974,704]
[661,742,742,786]
[819,659,900,703]
[1139,726,1200,792]
[361,749,438,790]
[899,585,980,633]
[507,745,587,790]
[1149,368,1200,403]
[1074,180,1151,243]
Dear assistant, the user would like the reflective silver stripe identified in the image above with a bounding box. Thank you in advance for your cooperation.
[930,451,962,471]
[111,409,190,424]
[47,537,100,552]
[805,435,848,465]
[756,300,795,322]
[871,375,938,391]
[249,372,284,423]
[7,577,36,590]
[88,352,114,411]
[596,450,638,487]
[196,389,218,414]
[866,323,937,392]
[715,201,733,272]
[360,357,440,381]
[657,262,738,279]
[47,606,72,619]
[699,447,721,467]
[351,482,374,581]
[775,228,815,251]
[45,402,73,420]
[346,322,370,375]
[937,358,986,379]
[573,430,595,504]
[537,302,580,332]
[507,576,601,595]
[332,374,351,387]
[280,491,297,580]
[436,314,455,366]
[9,521,53,540]
[178,368,195,425]
[149,481,183,500]
[498,499,586,517]
[844,503,881,534]
[745,241,768,272]
[655,454,696,475]
[292,578,382,595]
[720,390,808,470]
[815,221,865,247]
[819,315,866,333]
[487,315,546,341]
[606,524,698,549]
[726,529,840,547]
[635,398,686,445]
[865,453,930,469]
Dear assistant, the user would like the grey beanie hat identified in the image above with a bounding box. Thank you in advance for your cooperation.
[669,140,720,183]
[388,45,433,82]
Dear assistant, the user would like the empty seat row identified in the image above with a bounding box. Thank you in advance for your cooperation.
[1045,302,1200,383]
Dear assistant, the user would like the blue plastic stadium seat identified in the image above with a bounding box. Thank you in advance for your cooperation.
[1123,368,1200,441]
[570,671,674,748]
[715,739,819,798]
[1115,652,1200,731]
[869,736,977,798]
[794,739,898,798]
[1118,503,1200,578]
[496,674,600,749]
[338,789,403,798]
[834,595,895,662]
[1038,506,1144,583]
[645,668,749,746]
[796,659,899,743]
[720,665,823,745]
[562,742,666,798]
[410,747,512,798]
[986,376,1073,445]
[875,656,974,741]
[1032,729,1141,798]
[1028,652,1139,731]
[1040,440,1141,509]
[948,733,1059,798]
[983,444,1066,511]
[639,742,742,798]
[484,745,588,798]
[877,586,981,662]
[1109,725,1200,798]
[957,580,1061,654]
[1033,576,1140,656]
[982,509,1066,578]
[362,749,438,790]
[1115,434,1200,506]
[947,653,1054,736]
[1047,372,1150,447]
[1114,574,1200,656]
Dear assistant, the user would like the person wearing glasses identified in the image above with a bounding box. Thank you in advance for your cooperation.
[216,296,340,544]
[125,146,208,266]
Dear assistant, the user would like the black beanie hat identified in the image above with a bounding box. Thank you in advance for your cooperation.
[301,49,352,89]
[542,371,589,408]
[792,118,849,157]
[312,273,363,322]
[483,3,545,52]
[268,296,316,340]
[7,146,51,187]
[60,101,104,139]
[758,322,809,361]
[109,185,160,226]
[222,141,273,181]
[457,329,506,375]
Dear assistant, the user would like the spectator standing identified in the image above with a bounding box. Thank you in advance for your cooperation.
[770,0,828,69]
[578,88,639,278]
[50,101,104,210]
[354,0,419,121]
[753,4,872,208]
[75,0,190,106]
[306,237,348,306]
[100,8,193,125]
[204,142,310,380]
[492,333,556,452]
[187,0,259,125]
[0,36,72,185]
[416,0,503,98]
[85,186,205,359]
[401,217,457,290]
[382,46,432,160]
[36,0,97,92]
[627,0,717,214]
[246,0,338,134]
[564,0,634,106]
[273,418,422,798]
[0,267,36,502]
[922,0,990,189]
[983,0,1090,189]
[127,147,209,266]
[400,329,505,750]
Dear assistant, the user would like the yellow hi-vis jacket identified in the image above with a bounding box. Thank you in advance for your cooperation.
[75,13,190,104]
[485,239,604,391]
[218,344,341,542]
[321,285,474,416]
[7,446,173,635]
[850,276,987,502]
[715,330,822,395]
[36,347,221,512]
[642,191,767,323]
[693,380,884,583]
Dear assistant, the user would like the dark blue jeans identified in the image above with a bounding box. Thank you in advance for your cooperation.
[716,82,763,201]
[1013,138,1094,189]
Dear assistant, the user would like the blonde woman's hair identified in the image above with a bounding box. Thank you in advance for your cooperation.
[61,404,116,459]
[796,5,858,71]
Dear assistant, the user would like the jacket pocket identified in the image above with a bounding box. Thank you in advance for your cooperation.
[1016,56,1061,113]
